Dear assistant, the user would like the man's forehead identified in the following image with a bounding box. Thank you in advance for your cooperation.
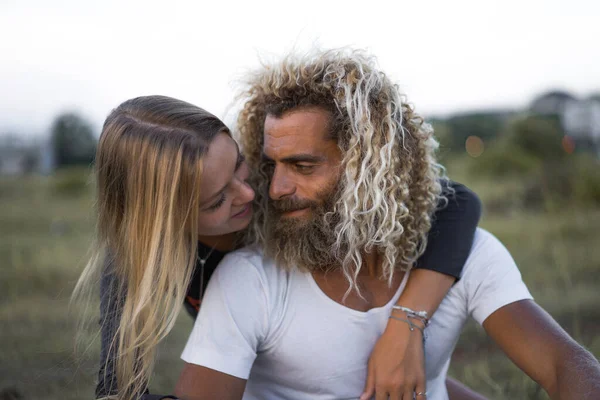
[265,108,331,135]
[263,108,334,152]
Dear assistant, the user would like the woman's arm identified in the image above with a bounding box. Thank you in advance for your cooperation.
[96,256,125,398]
[413,181,482,279]
[97,244,227,400]
[97,256,175,400]
[361,181,482,400]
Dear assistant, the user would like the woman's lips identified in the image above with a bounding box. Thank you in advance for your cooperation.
[232,204,252,218]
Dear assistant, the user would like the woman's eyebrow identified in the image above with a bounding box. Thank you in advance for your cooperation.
[235,147,244,170]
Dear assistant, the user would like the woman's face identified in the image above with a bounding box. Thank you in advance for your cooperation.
[197,133,255,237]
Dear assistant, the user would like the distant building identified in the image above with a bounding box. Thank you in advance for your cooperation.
[530,91,578,116]
[38,139,54,175]
[0,135,54,175]
[0,151,26,175]
[530,91,600,156]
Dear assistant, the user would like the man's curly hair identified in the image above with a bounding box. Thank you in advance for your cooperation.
[236,48,445,291]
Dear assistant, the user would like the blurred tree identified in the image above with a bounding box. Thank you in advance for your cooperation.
[50,112,97,168]
[473,114,566,178]
[503,115,565,162]
[470,113,600,209]
[437,111,513,153]
[431,119,453,162]
[430,119,450,146]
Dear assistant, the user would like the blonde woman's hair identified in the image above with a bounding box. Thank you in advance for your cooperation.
[72,95,228,399]
[236,49,445,292]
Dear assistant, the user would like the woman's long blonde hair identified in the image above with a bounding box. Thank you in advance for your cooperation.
[72,96,228,399]
[237,49,444,292]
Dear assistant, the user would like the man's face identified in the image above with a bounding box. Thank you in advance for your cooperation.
[263,106,342,221]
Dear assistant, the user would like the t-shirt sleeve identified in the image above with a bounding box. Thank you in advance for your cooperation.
[462,230,533,325]
[415,180,482,279]
[181,252,269,379]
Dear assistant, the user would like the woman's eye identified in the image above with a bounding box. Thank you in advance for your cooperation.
[208,194,226,211]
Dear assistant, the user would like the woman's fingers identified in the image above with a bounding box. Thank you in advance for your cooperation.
[414,375,427,400]
[398,377,414,400]
[375,389,390,400]
[377,379,407,400]
[388,389,402,400]
[360,362,376,400]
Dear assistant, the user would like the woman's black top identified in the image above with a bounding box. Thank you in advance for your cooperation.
[96,181,481,399]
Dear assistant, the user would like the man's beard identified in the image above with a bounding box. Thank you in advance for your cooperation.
[265,184,343,272]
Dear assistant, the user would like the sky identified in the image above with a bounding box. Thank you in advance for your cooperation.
[1,0,599,137]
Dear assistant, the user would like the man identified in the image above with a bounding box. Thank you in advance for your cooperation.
[175,49,600,400]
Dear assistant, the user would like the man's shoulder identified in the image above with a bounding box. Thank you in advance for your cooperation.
[459,228,520,284]
[213,247,292,327]
[456,230,532,325]
[225,245,266,265]
[216,245,287,287]
[456,228,516,280]
[469,228,509,259]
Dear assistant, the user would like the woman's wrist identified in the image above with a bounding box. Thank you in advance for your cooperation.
[384,312,415,336]
[389,309,426,335]
[392,305,429,329]
[395,269,456,315]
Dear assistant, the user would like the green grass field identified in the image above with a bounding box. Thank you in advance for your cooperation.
[0,162,598,400]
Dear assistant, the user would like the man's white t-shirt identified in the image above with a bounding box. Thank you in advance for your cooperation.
[181,229,533,400]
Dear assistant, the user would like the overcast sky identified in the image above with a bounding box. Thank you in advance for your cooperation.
[1,0,599,137]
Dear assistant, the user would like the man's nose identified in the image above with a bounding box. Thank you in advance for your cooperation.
[269,167,295,200]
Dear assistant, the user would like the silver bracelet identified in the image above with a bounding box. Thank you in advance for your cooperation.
[391,305,430,327]
[392,305,429,319]
[388,315,425,335]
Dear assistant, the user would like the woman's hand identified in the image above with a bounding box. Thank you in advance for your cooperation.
[361,315,426,400]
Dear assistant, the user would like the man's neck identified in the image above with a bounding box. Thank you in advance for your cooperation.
[311,254,405,312]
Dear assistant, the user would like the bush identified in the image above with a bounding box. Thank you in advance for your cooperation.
[443,113,509,152]
[572,156,600,206]
[471,147,539,178]
[467,115,566,179]
[503,115,566,162]
[468,114,600,211]
[521,155,600,209]
[51,168,91,197]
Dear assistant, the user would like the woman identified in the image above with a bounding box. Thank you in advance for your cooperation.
[74,95,481,400]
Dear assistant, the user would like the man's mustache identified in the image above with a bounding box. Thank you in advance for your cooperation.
[270,198,319,214]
